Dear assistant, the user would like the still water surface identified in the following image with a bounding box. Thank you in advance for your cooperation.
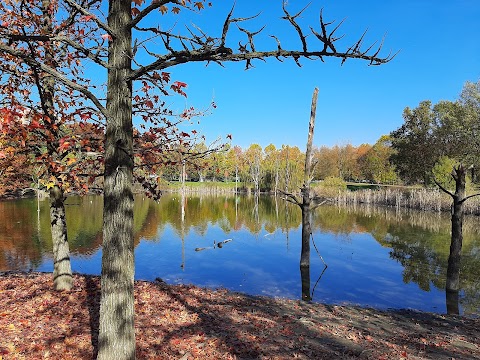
[1,194,479,315]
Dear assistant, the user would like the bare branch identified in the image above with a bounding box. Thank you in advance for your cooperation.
[433,178,455,198]
[278,189,302,207]
[460,193,480,204]
[128,5,393,80]
[282,0,311,52]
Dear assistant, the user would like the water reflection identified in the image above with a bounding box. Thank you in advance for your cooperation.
[0,194,479,315]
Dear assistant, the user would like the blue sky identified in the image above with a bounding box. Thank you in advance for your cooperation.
[153,0,479,150]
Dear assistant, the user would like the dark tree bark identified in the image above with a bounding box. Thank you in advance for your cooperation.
[446,288,460,315]
[435,164,480,314]
[446,165,465,293]
[97,1,135,359]
[300,263,311,301]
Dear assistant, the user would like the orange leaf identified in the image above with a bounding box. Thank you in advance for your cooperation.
[159,5,168,14]
[132,0,144,5]
[194,2,204,10]
[132,7,141,16]
[172,6,181,14]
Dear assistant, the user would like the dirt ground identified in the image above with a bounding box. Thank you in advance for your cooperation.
[0,272,479,359]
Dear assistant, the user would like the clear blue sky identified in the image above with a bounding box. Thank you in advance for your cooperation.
[140,0,480,150]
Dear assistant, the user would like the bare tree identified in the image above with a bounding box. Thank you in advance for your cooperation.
[0,1,393,358]
[281,88,328,300]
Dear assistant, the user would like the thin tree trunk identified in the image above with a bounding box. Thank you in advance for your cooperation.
[446,166,465,293]
[299,88,318,268]
[300,262,311,301]
[49,186,73,290]
[41,0,73,292]
[98,1,135,359]
[300,205,311,267]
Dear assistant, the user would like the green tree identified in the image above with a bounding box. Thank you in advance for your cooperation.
[361,135,398,184]
[390,101,438,184]
[263,143,278,192]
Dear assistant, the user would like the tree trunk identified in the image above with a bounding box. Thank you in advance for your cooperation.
[446,165,465,293]
[300,262,311,301]
[299,88,318,269]
[300,205,311,267]
[98,1,135,359]
[446,289,459,315]
[49,186,73,291]
[41,0,72,292]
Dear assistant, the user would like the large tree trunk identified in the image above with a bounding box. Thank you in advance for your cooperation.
[98,1,135,359]
[49,186,73,290]
[446,165,465,293]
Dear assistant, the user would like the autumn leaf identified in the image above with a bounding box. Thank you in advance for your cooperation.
[66,157,77,166]
[80,15,94,21]
[159,5,168,14]
[132,0,144,5]
[132,7,141,16]
[172,7,181,14]
[194,2,204,11]
[101,33,113,41]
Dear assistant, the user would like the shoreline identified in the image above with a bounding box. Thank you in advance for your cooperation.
[1,272,479,359]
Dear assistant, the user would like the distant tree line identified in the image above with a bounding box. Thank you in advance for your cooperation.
[1,80,478,197]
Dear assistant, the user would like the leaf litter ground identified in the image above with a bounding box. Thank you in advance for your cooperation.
[0,272,478,359]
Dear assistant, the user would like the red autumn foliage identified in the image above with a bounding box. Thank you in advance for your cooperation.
[1,272,479,360]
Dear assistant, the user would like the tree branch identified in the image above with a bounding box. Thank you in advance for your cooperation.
[63,0,115,36]
[128,4,394,80]
[0,43,108,118]
[460,193,480,204]
[5,34,110,68]
[433,178,455,198]
[129,0,182,29]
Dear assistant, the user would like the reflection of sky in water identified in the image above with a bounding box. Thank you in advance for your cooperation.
[128,224,450,313]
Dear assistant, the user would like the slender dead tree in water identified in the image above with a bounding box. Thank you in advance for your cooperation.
[281,88,327,300]
[435,164,480,314]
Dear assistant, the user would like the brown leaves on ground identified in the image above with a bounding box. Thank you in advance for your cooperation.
[0,272,479,359]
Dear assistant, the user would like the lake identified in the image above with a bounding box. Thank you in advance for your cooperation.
[1,193,479,316]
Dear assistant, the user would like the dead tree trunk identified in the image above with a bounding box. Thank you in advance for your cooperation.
[281,88,326,300]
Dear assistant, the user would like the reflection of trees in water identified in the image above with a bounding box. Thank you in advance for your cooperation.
[2,194,479,313]
[333,204,480,315]
[0,199,45,270]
